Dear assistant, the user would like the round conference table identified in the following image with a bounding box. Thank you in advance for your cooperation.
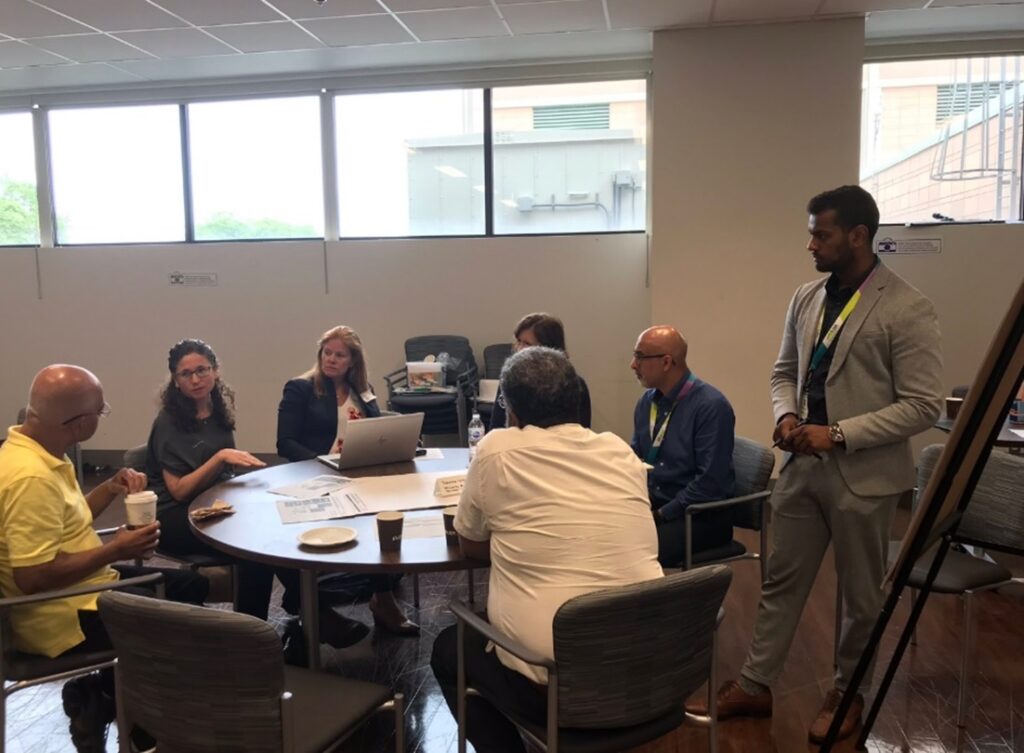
[189,449,477,669]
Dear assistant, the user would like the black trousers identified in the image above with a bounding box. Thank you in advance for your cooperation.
[160,501,394,618]
[655,508,732,568]
[431,623,546,753]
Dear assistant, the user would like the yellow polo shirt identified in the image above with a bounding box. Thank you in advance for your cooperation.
[0,426,117,657]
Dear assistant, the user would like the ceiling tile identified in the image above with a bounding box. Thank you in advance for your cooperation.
[299,14,414,45]
[30,33,154,62]
[713,0,819,23]
[0,39,69,66]
[399,6,508,40]
[205,21,323,52]
[115,28,238,57]
[0,0,93,38]
[501,1,607,34]
[384,0,490,9]
[150,0,284,26]
[264,0,384,19]
[607,0,711,28]
[33,0,188,31]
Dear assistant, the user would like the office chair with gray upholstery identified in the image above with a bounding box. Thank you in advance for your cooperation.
[679,437,775,582]
[99,591,404,753]
[0,571,163,753]
[887,444,1023,729]
[451,565,732,753]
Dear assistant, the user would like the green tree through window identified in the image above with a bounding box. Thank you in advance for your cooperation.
[195,212,317,240]
[0,179,40,245]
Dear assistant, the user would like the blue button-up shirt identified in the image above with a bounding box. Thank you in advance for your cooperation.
[631,375,736,521]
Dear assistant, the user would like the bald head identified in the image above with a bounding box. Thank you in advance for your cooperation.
[632,326,690,393]
[26,365,103,428]
[639,326,688,366]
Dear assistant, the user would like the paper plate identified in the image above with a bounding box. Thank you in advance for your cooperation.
[298,526,358,547]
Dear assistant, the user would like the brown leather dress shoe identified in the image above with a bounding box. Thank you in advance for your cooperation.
[808,688,863,743]
[685,680,773,720]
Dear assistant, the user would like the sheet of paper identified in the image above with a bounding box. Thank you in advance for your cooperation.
[276,495,348,524]
[1010,428,1024,439]
[418,447,445,460]
[373,516,445,541]
[268,475,352,498]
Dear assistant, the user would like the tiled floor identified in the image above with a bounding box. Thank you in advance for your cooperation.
[7,520,1024,752]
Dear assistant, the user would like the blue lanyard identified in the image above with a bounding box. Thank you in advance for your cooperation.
[646,374,697,463]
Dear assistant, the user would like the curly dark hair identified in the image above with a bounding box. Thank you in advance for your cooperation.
[159,338,236,433]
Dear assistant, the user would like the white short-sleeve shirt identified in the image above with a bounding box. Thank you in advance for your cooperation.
[455,423,663,683]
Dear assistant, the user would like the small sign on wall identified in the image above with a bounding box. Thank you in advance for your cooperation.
[169,271,218,287]
[876,237,941,255]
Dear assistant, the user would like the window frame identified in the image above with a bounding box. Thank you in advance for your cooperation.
[0,72,651,248]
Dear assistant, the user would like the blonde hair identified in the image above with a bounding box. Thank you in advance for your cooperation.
[302,326,369,398]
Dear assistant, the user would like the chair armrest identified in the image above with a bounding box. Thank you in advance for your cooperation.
[450,599,555,670]
[0,572,163,610]
[684,490,770,516]
[382,368,407,392]
[454,366,480,395]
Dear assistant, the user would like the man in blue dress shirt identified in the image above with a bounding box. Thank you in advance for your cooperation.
[630,326,736,566]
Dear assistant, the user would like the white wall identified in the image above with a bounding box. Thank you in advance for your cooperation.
[0,234,649,453]
[650,20,865,444]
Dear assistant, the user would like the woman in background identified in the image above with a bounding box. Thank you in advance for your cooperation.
[488,313,592,431]
[277,325,418,636]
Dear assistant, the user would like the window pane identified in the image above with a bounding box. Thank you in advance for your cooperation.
[862,57,1024,223]
[492,80,647,234]
[189,97,323,240]
[335,89,484,237]
[49,105,184,244]
[0,112,39,246]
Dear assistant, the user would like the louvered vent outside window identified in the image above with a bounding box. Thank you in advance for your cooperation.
[935,82,1017,123]
[533,103,610,130]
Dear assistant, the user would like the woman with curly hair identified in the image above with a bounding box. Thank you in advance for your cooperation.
[145,339,265,557]
[145,339,369,649]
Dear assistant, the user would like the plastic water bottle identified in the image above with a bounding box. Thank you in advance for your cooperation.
[467,413,485,461]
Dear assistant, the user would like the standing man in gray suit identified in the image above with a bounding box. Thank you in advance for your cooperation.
[693,186,943,742]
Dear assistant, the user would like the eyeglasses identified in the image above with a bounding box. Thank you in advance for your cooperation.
[62,402,111,425]
[632,352,669,361]
[175,366,213,381]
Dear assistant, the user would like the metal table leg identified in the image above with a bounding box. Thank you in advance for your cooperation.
[300,569,320,671]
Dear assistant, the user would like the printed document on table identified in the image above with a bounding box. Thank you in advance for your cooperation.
[275,471,467,523]
[276,494,359,524]
[268,475,352,498]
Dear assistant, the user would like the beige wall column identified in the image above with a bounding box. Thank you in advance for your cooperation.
[650,19,865,442]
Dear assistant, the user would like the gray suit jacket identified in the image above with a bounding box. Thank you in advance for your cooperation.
[771,260,943,496]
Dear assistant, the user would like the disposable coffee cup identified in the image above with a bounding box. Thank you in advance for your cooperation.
[442,506,459,546]
[125,491,158,530]
[377,511,404,553]
[946,396,964,420]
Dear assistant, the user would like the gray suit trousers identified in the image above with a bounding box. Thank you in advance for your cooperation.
[741,452,899,693]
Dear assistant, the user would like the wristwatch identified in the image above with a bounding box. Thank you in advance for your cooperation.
[828,422,846,446]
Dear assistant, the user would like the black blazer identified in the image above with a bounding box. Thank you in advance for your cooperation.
[276,377,382,462]
[487,374,592,432]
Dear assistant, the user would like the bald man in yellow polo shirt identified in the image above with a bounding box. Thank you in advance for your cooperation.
[0,365,207,753]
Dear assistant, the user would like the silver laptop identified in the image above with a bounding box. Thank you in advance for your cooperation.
[317,412,425,471]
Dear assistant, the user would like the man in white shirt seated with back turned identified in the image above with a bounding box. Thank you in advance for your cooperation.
[430,346,664,753]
